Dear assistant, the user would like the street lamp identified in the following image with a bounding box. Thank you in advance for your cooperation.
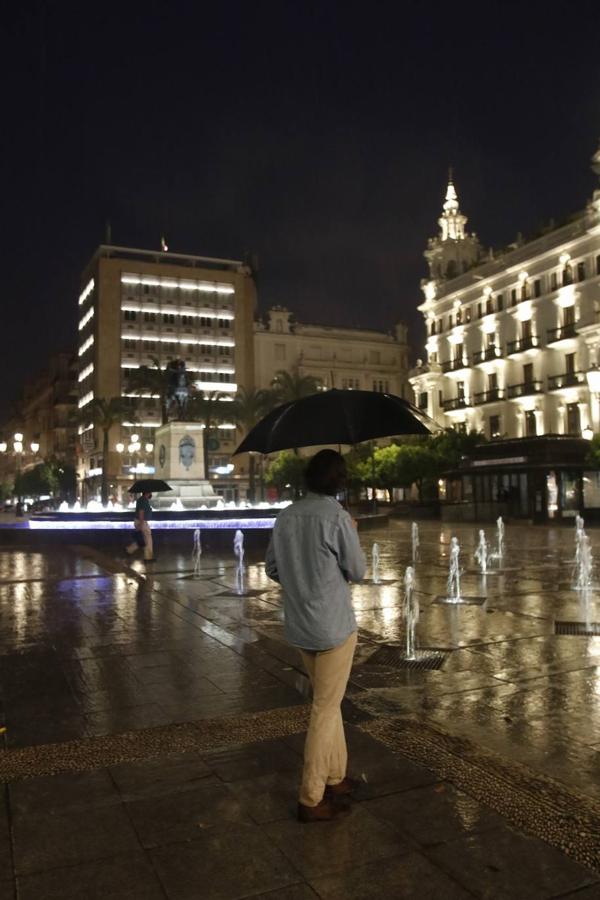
[30,442,39,454]
[0,442,6,453]
[116,442,125,454]
[145,443,154,453]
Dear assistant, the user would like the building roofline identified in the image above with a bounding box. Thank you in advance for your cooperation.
[87,244,244,272]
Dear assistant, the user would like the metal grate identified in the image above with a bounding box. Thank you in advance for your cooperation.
[555,621,600,636]
[434,595,486,606]
[364,645,447,671]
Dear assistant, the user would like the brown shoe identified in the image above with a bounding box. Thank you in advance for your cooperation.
[324,776,361,797]
[297,797,352,823]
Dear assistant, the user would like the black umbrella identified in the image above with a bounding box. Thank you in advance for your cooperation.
[233,390,433,455]
[129,479,172,493]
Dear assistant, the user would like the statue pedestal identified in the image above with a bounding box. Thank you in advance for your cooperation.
[153,422,218,508]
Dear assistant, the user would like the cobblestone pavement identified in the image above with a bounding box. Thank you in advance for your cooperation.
[0,520,598,898]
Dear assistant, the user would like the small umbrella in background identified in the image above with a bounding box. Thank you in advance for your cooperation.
[129,479,172,494]
[233,389,432,456]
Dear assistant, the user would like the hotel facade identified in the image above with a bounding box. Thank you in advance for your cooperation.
[410,147,600,441]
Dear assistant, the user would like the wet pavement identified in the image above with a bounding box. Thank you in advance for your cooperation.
[0,522,599,897]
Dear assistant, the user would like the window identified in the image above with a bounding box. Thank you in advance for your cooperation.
[454,343,464,365]
[430,321,436,335]
[577,261,586,282]
[566,402,580,435]
[563,305,575,327]
[456,422,467,435]
[220,346,231,356]
[217,318,231,329]
[372,379,388,392]
[520,281,530,301]
[124,310,137,321]
[533,279,541,298]
[465,307,472,323]
[511,289,517,306]
[342,378,360,390]
[523,362,533,385]
[200,316,211,327]
[145,340,157,352]
[429,352,437,363]
[418,391,428,410]
[521,319,531,341]
[565,352,575,375]
[181,315,193,326]
[596,255,600,276]
[562,264,573,286]
[489,415,501,439]
[438,390,443,406]
[144,312,156,323]
[477,302,483,319]
[124,339,136,350]
[550,272,558,291]
[525,410,537,437]
[496,294,504,311]
[488,372,498,392]
[162,313,175,324]
[448,314,453,329]
[457,381,465,401]
[438,319,443,333]
[274,343,286,361]
[456,308,462,324]
[486,298,493,315]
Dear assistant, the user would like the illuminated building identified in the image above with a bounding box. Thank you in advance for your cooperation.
[255,307,409,397]
[77,245,257,501]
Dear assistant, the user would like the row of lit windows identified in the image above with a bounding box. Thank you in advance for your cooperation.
[122,338,231,356]
[430,255,600,335]
[123,310,231,328]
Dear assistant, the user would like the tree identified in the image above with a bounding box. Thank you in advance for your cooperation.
[587,435,600,468]
[264,450,307,499]
[230,387,276,501]
[187,391,227,480]
[430,428,484,474]
[87,397,132,505]
[127,356,174,425]
[271,369,320,404]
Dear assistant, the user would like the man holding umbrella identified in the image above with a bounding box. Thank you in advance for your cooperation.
[266,449,366,823]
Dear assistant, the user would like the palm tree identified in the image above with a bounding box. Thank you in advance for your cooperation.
[127,356,173,425]
[87,397,132,505]
[187,391,227,480]
[230,387,276,501]
[271,369,320,404]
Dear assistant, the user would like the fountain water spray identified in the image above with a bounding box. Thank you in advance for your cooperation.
[495,516,504,563]
[403,565,419,659]
[192,528,202,577]
[574,530,593,591]
[234,529,245,595]
[411,522,419,563]
[372,542,381,584]
[446,536,462,602]
[474,529,488,575]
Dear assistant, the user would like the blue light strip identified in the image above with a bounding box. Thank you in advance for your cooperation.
[29,518,276,531]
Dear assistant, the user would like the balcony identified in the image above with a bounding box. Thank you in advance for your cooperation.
[442,397,469,412]
[506,380,543,399]
[473,388,505,405]
[473,346,502,364]
[546,323,577,344]
[441,356,469,373]
[506,335,540,356]
[547,371,586,390]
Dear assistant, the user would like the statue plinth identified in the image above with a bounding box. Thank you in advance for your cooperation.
[153,422,218,508]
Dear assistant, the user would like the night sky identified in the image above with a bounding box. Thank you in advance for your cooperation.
[1,1,600,416]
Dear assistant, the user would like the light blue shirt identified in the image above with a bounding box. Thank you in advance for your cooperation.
[265,492,366,651]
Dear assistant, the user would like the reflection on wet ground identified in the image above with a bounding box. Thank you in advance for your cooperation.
[0,521,598,807]
[2,525,600,896]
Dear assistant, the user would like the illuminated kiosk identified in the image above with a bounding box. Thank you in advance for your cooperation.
[152,422,218,509]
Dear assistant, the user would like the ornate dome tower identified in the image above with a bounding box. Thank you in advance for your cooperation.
[424,172,481,282]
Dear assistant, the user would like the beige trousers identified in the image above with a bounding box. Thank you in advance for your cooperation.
[298,630,357,806]
[126,520,153,560]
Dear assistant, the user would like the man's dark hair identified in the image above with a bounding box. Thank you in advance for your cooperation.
[304,449,346,496]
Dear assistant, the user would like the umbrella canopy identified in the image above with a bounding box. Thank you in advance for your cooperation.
[129,479,172,494]
[233,390,433,456]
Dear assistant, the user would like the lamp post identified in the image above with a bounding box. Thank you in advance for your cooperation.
[585,366,600,436]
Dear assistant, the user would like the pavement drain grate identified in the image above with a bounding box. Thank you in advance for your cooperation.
[363,645,447,671]
[555,621,600,636]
